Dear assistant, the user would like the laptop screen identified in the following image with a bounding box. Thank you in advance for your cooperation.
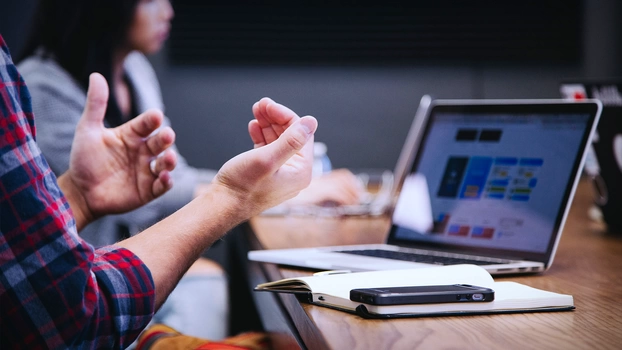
[388,101,600,262]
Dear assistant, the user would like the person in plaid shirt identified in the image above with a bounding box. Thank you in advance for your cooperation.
[0,34,318,349]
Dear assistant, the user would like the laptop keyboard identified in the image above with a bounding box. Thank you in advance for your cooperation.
[337,249,512,266]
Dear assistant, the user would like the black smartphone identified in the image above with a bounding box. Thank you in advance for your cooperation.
[349,284,495,305]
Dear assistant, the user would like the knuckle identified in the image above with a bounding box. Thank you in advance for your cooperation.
[285,133,305,150]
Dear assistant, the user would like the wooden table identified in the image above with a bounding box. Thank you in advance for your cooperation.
[244,178,622,349]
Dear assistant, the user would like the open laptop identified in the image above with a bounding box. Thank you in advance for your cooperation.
[249,98,602,275]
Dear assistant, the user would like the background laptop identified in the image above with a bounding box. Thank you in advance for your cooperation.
[249,99,602,275]
[260,95,433,217]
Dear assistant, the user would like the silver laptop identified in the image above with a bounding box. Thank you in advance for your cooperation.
[249,98,602,275]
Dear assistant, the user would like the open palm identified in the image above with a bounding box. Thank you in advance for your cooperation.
[66,73,177,219]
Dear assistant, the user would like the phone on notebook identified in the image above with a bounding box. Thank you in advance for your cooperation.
[350,284,495,305]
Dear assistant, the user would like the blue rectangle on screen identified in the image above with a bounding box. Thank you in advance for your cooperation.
[511,195,530,201]
[519,158,544,166]
[494,157,518,165]
[489,179,510,187]
[459,157,493,199]
[487,193,505,199]
[529,178,538,187]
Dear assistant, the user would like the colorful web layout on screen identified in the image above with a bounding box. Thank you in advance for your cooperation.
[393,112,589,253]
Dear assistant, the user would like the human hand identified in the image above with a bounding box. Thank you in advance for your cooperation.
[285,168,365,207]
[58,73,177,229]
[117,98,314,304]
[212,98,318,217]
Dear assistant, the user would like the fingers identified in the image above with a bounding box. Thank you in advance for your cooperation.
[126,109,166,138]
[150,150,176,197]
[80,73,109,127]
[298,170,365,206]
[145,125,176,158]
[253,97,298,127]
[248,120,266,147]
[252,100,280,144]
[151,149,177,174]
[336,184,365,205]
[128,109,175,158]
[330,169,367,194]
[252,97,301,145]
[152,170,174,198]
[328,183,364,206]
[256,116,317,171]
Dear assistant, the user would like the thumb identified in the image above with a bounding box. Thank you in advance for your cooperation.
[259,116,318,166]
[81,73,109,127]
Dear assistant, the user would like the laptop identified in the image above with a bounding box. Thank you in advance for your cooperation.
[249,98,602,275]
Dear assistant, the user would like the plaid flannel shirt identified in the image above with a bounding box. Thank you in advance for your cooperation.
[0,35,155,349]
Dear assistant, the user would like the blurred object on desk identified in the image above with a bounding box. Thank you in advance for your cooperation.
[261,170,394,217]
[250,215,392,250]
[561,80,622,233]
[312,142,332,177]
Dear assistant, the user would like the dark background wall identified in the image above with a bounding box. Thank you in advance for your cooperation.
[2,0,621,172]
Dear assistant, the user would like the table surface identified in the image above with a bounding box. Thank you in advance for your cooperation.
[246,178,622,350]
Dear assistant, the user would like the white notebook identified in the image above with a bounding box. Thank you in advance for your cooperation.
[254,265,574,318]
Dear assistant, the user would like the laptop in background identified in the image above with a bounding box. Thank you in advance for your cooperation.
[249,99,602,275]
[340,95,433,216]
[261,95,433,217]
[561,81,622,233]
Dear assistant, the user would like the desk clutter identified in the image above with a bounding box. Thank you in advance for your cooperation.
[247,178,622,349]
[560,80,622,234]
[253,265,574,319]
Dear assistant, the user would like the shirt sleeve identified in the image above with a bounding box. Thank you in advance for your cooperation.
[0,36,155,349]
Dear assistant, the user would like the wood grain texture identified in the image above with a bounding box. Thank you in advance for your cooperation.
[249,178,622,350]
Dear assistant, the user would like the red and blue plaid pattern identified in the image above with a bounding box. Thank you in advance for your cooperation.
[0,35,155,349]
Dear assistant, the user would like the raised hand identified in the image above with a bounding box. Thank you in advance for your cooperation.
[250,98,364,208]
[248,97,299,147]
[58,73,177,229]
[213,98,318,216]
[117,98,316,307]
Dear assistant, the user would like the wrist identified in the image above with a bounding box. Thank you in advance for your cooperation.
[57,173,95,231]
[198,183,257,224]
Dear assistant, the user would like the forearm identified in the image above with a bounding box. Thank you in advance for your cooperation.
[157,152,217,213]
[116,183,252,308]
